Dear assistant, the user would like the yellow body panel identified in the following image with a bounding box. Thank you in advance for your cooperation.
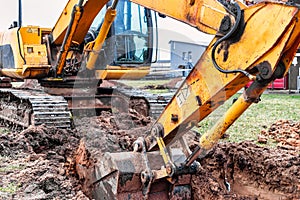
[95,66,150,79]
[131,0,229,34]
[0,27,51,79]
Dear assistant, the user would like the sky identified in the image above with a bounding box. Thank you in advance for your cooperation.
[0,0,68,30]
[0,0,213,59]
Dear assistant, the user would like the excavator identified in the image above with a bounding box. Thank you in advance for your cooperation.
[1,0,300,199]
[0,0,165,128]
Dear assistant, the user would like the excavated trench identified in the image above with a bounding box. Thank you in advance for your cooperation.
[0,110,299,199]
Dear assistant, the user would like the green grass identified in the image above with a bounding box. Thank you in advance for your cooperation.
[196,93,300,146]
[0,128,10,135]
[0,164,25,173]
[0,183,20,193]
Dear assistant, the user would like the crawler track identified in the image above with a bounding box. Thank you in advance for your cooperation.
[0,89,71,129]
[116,87,173,118]
[0,87,172,129]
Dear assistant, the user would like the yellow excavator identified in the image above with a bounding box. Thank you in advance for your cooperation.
[1,0,300,199]
[0,0,162,128]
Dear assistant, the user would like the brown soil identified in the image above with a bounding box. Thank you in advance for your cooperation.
[18,79,43,90]
[0,125,88,199]
[1,111,299,199]
[74,111,300,199]
[260,119,300,150]
[192,141,300,200]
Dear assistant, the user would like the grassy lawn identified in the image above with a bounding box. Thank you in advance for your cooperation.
[197,93,300,146]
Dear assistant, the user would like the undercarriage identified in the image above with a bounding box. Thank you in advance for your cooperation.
[0,78,171,129]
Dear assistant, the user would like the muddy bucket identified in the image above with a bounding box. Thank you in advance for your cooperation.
[76,147,193,199]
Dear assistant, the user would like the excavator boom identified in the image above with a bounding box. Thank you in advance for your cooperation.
[51,0,109,45]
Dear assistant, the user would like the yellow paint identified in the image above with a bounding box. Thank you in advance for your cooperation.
[147,2,300,150]
[56,5,83,75]
[157,137,170,165]
[95,66,150,80]
[199,94,252,150]
[0,27,51,79]
[131,0,228,34]
[52,0,109,45]
[86,7,117,70]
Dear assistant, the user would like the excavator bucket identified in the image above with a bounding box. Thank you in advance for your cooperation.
[75,142,193,199]
[95,152,182,199]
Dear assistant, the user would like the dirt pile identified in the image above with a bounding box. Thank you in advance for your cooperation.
[74,109,153,153]
[74,110,300,199]
[74,110,154,197]
[260,119,300,149]
[0,125,88,199]
[1,110,300,199]
[192,141,300,200]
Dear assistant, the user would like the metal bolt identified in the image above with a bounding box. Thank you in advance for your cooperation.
[166,165,173,175]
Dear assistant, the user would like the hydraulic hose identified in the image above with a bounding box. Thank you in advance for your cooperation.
[211,2,253,79]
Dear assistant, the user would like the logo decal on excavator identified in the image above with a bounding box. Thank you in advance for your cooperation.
[176,83,191,107]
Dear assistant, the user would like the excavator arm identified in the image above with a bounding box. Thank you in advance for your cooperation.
[137,0,300,180]
[141,1,300,151]
[91,0,300,199]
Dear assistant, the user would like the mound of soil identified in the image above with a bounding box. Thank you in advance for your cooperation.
[0,125,88,199]
[193,141,300,200]
[74,110,300,199]
[1,109,299,199]
[260,120,300,149]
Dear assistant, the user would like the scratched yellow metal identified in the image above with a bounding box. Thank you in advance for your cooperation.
[131,0,228,34]
[52,0,109,45]
[157,137,170,165]
[0,27,51,79]
[56,5,83,75]
[146,2,300,150]
[86,8,117,71]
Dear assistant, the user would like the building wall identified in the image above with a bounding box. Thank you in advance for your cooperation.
[289,64,299,90]
[169,40,207,77]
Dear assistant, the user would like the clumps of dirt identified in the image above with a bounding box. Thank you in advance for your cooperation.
[143,84,170,90]
[75,110,153,153]
[0,125,89,199]
[74,110,300,199]
[18,79,43,90]
[73,110,154,198]
[260,119,300,149]
[192,141,300,200]
[2,110,299,199]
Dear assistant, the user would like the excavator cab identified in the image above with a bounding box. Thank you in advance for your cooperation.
[84,0,156,79]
